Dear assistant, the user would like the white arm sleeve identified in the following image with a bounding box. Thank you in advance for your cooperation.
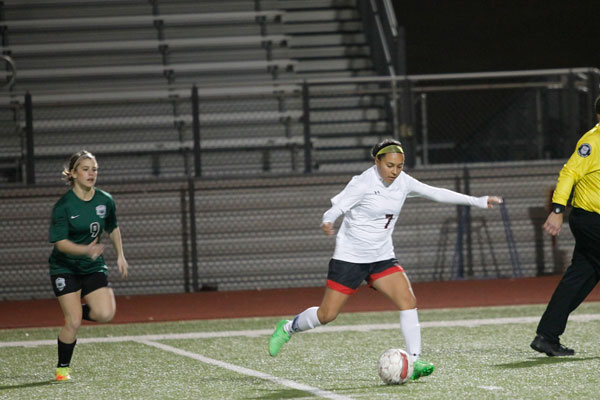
[322,177,367,224]
[407,176,488,208]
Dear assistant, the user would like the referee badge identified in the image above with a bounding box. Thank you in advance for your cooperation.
[577,143,591,158]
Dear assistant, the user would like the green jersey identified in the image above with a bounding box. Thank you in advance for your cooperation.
[48,188,118,275]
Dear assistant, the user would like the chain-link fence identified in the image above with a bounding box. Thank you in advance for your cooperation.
[0,68,596,299]
[0,69,600,183]
[2,68,597,184]
[0,162,575,300]
[412,71,599,165]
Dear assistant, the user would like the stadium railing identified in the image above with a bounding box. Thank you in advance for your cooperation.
[2,67,599,184]
[0,11,285,30]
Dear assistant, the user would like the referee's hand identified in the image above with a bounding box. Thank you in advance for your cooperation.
[543,212,563,236]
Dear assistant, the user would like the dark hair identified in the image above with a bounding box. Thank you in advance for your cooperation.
[596,95,600,115]
[371,138,403,160]
[62,150,96,186]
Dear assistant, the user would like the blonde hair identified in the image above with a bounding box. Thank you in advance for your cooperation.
[62,150,96,186]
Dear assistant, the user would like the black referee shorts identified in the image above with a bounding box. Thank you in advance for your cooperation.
[326,258,404,295]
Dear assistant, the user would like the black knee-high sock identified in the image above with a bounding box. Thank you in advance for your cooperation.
[57,338,76,368]
[82,304,94,321]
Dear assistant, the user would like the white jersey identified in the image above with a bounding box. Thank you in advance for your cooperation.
[322,166,488,263]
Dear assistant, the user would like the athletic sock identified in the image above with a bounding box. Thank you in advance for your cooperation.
[57,338,77,368]
[400,308,421,360]
[82,304,94,321]
[285,306,322,334]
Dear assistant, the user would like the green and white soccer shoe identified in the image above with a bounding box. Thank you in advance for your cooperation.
[411,359,435,380]
[268,320,291,357]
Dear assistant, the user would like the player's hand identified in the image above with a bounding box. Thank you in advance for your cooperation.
[487,196,503,208]
[117,255,129,279]
[86,238,104,260]
[321,222,335,236]
[543,212,563,236]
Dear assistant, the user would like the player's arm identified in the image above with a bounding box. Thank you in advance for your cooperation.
[321,178,366,235]
[50,204,104,259]
[55,238,104,260]
[406,176,497,209]
[109,227,128,279]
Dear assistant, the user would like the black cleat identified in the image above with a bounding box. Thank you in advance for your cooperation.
[530,334,575,357]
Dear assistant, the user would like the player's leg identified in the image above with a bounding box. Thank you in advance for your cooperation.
[269,288,350,357]
[51,274,83,381]
[83,287,116,323]
[81,272,116,323]
[370,263,434,380]
[269,259,364,357]
[291,287,350,332]
[370,270,419,357]
[56,290,83,381]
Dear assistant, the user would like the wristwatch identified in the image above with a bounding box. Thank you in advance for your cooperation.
[552,203,565,214]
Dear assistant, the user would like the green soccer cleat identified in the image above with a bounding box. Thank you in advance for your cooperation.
[268,320,291,357]
[411,359,434,380]
[55,367,72,381]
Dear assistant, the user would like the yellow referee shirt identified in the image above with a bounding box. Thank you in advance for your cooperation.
[552,123,600,214]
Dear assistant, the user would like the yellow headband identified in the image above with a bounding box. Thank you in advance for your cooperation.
[376,144,404,157]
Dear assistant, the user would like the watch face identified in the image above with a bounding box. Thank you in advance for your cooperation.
[555,207,562,214]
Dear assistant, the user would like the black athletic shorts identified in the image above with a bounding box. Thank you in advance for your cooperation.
[50,271,109,297]
[326,258,404,295]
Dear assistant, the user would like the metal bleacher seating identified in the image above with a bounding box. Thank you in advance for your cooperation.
[0,161,572,298]
[0,2,578,298]
[0,0,384,183]
[0,7,292,92]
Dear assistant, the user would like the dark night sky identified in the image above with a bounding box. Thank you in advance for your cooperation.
[393,0,599,74]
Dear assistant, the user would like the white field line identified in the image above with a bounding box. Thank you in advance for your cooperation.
[2,313,600,348]
[139,340,355,400]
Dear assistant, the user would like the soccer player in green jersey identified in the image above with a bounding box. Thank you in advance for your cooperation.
[49,150,128,381]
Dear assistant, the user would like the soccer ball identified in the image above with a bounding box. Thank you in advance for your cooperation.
[377,348,414,385]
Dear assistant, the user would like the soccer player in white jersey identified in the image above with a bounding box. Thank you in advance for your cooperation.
[268,138,503,380]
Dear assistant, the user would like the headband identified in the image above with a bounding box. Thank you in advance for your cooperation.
[73,153,95,168]
[375,144,404,157]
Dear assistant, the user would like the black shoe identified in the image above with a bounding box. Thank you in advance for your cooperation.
[530,334,575,357]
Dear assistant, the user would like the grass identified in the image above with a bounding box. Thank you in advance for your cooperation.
[2,302,600,399]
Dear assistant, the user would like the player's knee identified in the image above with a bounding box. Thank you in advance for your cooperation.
[92,307,115,323]
[65,316,82,331]
[400,292,417,309]
[318,309,338,325]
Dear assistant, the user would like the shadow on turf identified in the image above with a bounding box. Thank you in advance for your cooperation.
[250,386,386,399]
[246,388,321,399]
[494,356,600,369]
[0,379,56,391]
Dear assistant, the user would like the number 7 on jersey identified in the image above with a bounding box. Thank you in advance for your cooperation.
[384,214,394,229]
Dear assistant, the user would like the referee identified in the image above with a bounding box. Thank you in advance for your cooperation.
[531,96,600,356]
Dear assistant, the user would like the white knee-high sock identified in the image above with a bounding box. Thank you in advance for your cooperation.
[400,308,421,360]
[284,306,321,334]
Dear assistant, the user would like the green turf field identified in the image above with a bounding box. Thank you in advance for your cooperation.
[2,302,600,399]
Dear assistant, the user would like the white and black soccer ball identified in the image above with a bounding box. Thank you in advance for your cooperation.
[377,348,414,385]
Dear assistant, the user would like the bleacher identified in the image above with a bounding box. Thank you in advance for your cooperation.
[5,1,573,300]
[0,162,573,299]
[0,0,385,183]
